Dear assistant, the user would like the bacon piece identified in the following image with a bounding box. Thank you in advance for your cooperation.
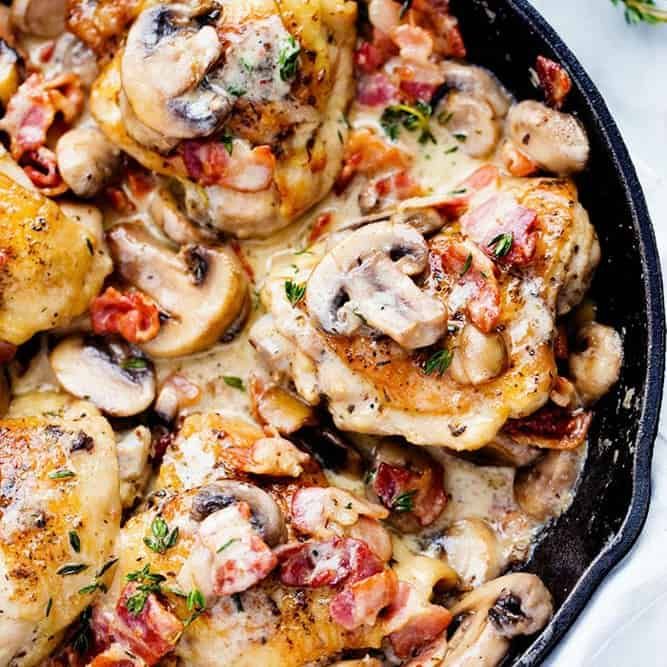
[347,516,393,562]
[434,165,500,220]
[536,55,572,110]
[399,79,438,103]
[88,644,142,667]
[355,39,393,75]
[357,71,399,107]
[21,146,67,193]
[410,0,466,58]
[372,460,446,527]
[277,537,384,588]
[500,140,540,177]
[337,129,411,193]
[291,487,388,538]
[127,168,154,199]
[374,170,424,202]
[391,25,434,63]
[435,240,501,333]
[385,582,452,659]
[461,193,538,266]
[308,212,333,243]
[180,140,275,192]
[330,569,398,630]
[114,585,183,665]
[105,187,136,214]
[91,286,161,344]
[504,404,592,450]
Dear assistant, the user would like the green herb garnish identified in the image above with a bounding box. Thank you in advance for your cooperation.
[278,35,301,81]
[78,581,107,595]
[223,375,245,391]
[184,588,206,627]
[217,538,238,553]
[46,597,53,617]
[611,0,667,24]
[69,530,81,553]
[460,253,473,277]
[391,490,417,513]
[121,356,147,370]
[49,469,75,480]
[125,565,166,616]
[221,130,234,155]
[96,557,118,578]
[285,279,306,306]
[488,232,513,258]
[57,563,88,576]
[424,349,454,376]
[143,516,179,555]
[381,102,436,144]
[71,606,93,655]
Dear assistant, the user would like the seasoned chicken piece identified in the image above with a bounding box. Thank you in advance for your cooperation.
[90,0,357,238]
[0,412,121,666]
[257,174,600,450]
[0,173,111,345]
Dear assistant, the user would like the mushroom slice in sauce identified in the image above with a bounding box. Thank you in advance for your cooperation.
[448,324,508,386]
[50,334,156,417]
[190,480,286,547]
[107,223,248,357]
[12,0,66,37]
[507,100,590,175]
[306,221,447,349]
[442,573,553,666]
[120,3,231,145]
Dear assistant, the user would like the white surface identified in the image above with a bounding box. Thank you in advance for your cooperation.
[525,1,667,665]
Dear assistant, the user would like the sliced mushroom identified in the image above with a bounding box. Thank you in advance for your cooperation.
[448,324,508,386]
[507,100,590,175]
[107,223,248,357]
[51,33,98,88]
[461,433,541,468]
[439,92,501,158]
[568,322,622,405]
[443,573,553,666]
[439,519,502,590]
[440,62,511,118]
[149,184,218,245]
[306,222,447,349]
[515,449,582,521]
[50,335,156,417]
[12,0,66,37]
[56,125,121,198]
[121,3,231,144]
[190,481,286,547]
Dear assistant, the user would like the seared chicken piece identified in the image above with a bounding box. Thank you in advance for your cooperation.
[257,174,600,450]
[91,0,357,238]
[0,411,121,666]
[0,173,111,345]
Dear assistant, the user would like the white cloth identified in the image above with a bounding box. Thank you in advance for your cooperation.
[525,1,667,665]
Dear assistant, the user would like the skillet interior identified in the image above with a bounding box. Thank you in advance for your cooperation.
[448,0,665,663]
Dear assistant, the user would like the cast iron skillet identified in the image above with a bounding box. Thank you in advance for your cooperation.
[446,0,666,663]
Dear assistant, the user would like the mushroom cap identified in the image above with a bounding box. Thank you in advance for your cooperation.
[50,335,156,417]
[440,62,511,118]
[306,221,447,349]
[107,223,248,358]
[190,480,286,547]
[12,0,66,37]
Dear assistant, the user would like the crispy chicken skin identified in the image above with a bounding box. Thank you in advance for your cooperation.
[0,412,121,666]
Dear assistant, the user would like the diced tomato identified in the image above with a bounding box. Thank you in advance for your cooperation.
[372,460,446,527]
[357,72,399,107]
[504,404,592,450]
[536,55,572,110]
[461,193,538,266]
[385,582,452,659]
[276,537,384,588]
[91,286,161,344]
[329,569,398,630]
[113,585,183,665]
[435,240,501,333]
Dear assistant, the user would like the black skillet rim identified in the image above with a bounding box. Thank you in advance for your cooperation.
[488,1,667,664]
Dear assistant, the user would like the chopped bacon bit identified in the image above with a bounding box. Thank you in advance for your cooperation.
[38,41,56,63]
[21,146,67,193]
[180,140,275,192]
[0,340,16,363]
[536,55,572,110]
[114,584,183,665]
[411,0,466,58]
[385,582,452,659]
[463,164,500,191]
[504,404,592,450]
[336,129,411,193]
[435,240,501,333]
[105,187,136,214]
[501,140,540,177]
[348,516,393,562]
[229,239,255,282]
[88,645,141,667]
[434,165,500,220]
[374,170,425,203]
[355,41,387,74]
[391,25,434,63]
[357,71,399,107]
[308,212,333,243]
[91,286,161,344]
[127,168,154,199]
[399,79,437,103]
[277,537,384,588]
[461,193,538,266]
[372,460,446,527]
[330,569,398,630]
[291,487,388,538]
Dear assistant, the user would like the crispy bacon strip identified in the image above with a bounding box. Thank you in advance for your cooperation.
[372,460,446,527]
[435,240,501,333]
[91,287,161,344]
[535,55,572,110]
[504,404,593,450]
[357,71,399,107]
[461,193,538,267]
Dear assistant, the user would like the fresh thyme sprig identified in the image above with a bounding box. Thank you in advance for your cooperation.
[611,0,667,24]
